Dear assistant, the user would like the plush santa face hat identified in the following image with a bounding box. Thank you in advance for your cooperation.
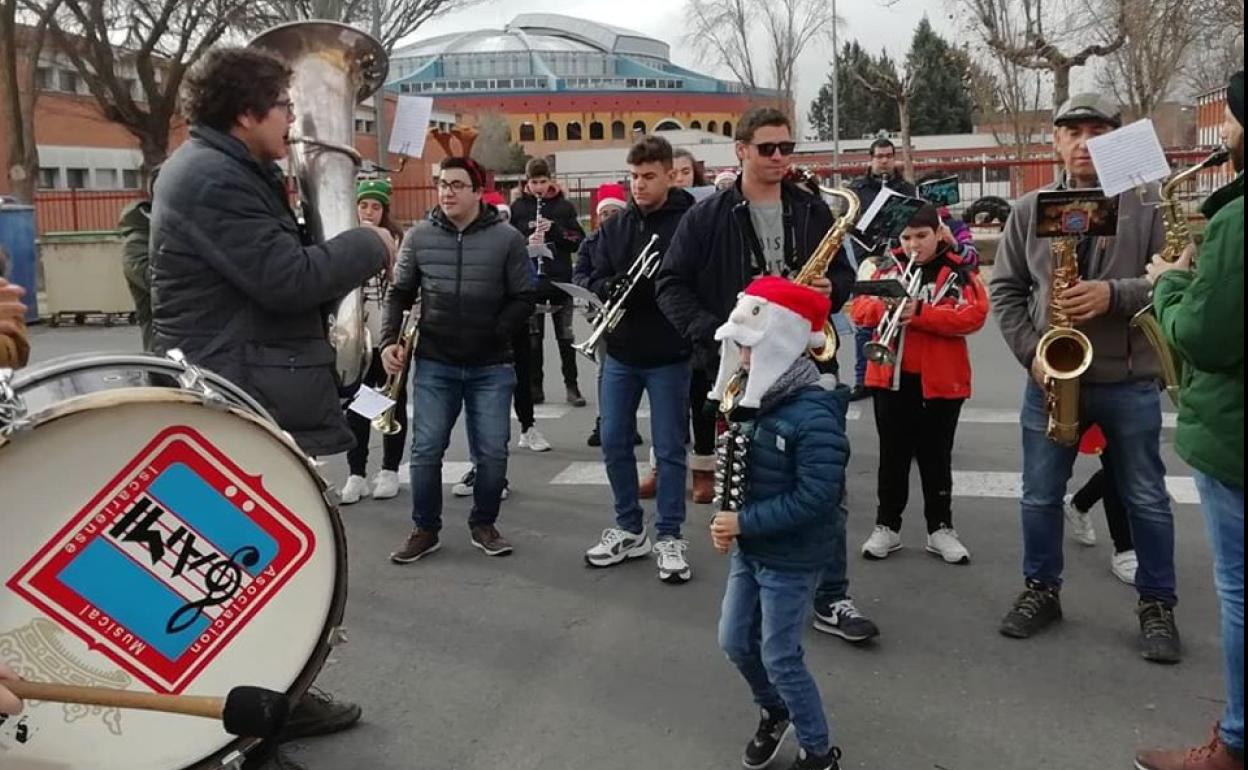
[595,182,627,216]
[709,276,832,409]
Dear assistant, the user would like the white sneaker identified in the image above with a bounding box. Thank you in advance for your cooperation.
[926,527,971,564]
[519,427,551,452]
[452,468,475,497]
[451,468,510,500]
[1112,549,1138,585]
[585,528,652,567]
[372,470,400,500]
[1064,499,1098,547]
[654,536,691,584]
[339,475,369,505]
[861,525,902,560]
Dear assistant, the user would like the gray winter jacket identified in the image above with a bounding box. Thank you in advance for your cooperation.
[381,204,535,365]
[150,125,388,456]
[988,181,1165,384]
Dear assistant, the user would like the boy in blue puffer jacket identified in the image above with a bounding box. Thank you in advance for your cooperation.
[709,276,851,770]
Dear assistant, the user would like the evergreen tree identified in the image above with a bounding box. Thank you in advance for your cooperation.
[809,41,900,141]
[905,17,975,136]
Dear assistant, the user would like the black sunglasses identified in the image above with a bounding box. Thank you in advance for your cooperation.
[752,141,797,157]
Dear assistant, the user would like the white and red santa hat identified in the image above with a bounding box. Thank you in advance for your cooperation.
[709,276,832,409]
[595,182,627,216]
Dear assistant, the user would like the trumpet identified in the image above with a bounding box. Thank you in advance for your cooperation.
[573,234,661,362]
[371,307,419,435]
[864,255,924,366]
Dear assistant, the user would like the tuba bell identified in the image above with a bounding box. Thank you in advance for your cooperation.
[249,21,389,394]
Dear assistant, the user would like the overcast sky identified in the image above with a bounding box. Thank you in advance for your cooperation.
[401,0,962,134]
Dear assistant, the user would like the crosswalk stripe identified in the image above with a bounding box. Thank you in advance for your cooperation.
[539,463,1200,504]
[396,461,474,486]
[625,406,1173,427]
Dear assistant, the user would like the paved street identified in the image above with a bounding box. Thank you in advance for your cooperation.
[22,313,1226,770]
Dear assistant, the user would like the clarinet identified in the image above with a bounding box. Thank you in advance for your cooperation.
[533,195,548,278]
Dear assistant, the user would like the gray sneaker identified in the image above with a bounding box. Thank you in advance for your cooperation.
[654,536,691,584]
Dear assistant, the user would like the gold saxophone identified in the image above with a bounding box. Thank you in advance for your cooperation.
[1036,237,1094,446]
[721,169,860,412]
[1130,146,1230,406]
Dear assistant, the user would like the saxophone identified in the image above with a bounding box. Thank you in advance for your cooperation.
[1130,146,1230,406]
[720,169,860,413]
[1035,237,1094,446]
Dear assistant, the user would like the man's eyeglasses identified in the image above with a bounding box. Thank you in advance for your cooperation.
[752,141,797,157]
[437,180,472,193]
[273,99,295,115]
[873,153,895,161]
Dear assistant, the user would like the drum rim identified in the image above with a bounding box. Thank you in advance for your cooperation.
[0,385,350,770]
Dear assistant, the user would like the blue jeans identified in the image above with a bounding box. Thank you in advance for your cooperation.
[813,493,850,606]
[1019,379,1176,605]
[1195,471,1244,751]
[853,325,873,387]
[600,354,690,538]
[408,358,515,532]
[719,551,830,755]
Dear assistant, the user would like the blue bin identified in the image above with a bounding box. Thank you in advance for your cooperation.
[0,205,38,322]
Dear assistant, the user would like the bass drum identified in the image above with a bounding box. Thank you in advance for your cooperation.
[0,353,347,770]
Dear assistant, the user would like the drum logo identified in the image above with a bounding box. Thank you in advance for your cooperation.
[5,426,315,694]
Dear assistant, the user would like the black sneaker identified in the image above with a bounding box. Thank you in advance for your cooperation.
[566,385,587,407]
[587,418,602,447]
[1137,601,1182,664]
[743,706,793,770]
[812,598,880,644]
[999,581,1062,639]
[789,746,842,770]
[277,688,361,741]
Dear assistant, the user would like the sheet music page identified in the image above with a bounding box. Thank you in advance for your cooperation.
[348,385,397,420]
[1087,119,1171,198]
[389,96,435,158]
[854,185,898,236]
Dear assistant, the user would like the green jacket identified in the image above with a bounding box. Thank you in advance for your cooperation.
[1154,173,1244,488]
[118,199,153,351]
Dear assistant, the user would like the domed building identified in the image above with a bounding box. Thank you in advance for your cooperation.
[387,13,783,160]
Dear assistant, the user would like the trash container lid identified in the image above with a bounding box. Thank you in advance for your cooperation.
[39,230,124,241]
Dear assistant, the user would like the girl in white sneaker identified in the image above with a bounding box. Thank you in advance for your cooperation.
[852,204,989,564]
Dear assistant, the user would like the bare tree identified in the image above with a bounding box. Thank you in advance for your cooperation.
[1096,0,1199,118]
[854,54,917,181]
[684,0,759,92]
[470,112,526,173]
[1,0,60,202]
[32,0,256,177]
[1180,0,1244,97]
[963,0,1126,107]
[759,0,837,118]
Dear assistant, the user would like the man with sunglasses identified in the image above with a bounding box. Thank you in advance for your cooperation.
[657,107,878,647]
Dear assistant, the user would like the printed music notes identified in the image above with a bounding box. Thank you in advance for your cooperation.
[347,385,396,420]
[1087,119,1171,198]
[389,96,435,158]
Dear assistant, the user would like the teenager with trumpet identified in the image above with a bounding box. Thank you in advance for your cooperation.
[577,135,697,584]
[851,203,988,564]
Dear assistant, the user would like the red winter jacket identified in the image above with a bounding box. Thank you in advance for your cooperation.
[851,252,990,399]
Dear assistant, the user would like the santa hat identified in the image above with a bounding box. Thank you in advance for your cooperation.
[595,182,627,216]
[1078,423,1107,455]
[482,190,509,219]
[709,276,831,409]
[714,169,738,188]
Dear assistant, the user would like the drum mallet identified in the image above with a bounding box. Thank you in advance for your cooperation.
[4,681,289,737]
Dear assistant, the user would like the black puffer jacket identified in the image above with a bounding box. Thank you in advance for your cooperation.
[655,179,855,376]
[575,188,694,367]
[510,189,584,300]
[381,204,534,365]
[150,125,388,456]
[848,172,917,213]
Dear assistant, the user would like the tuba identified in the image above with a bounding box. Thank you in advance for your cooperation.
[250,21,389,394]
[1036,236,1094,446]
[1130,145,1230,406]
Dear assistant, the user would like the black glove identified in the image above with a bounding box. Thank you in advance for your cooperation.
[601,274,630,302]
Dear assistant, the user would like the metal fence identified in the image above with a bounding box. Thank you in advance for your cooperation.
[33,150,1230,235]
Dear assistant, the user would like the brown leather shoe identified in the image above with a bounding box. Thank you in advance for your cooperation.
[1135,726,1245,770]
[638,470,657,500]
[691,469,715,504]
[390,528,441,564]
[470,525,514,556]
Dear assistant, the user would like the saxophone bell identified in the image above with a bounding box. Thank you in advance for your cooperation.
[789,170,861,363]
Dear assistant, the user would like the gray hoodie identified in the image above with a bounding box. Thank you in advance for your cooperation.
[988,181,1165,384]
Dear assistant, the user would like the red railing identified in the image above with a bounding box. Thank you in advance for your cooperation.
[33,189,145,234]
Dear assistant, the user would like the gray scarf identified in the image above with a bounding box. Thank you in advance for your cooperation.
[758,357,821,413]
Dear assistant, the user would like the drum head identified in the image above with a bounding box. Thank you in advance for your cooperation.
[1,390,345,770]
